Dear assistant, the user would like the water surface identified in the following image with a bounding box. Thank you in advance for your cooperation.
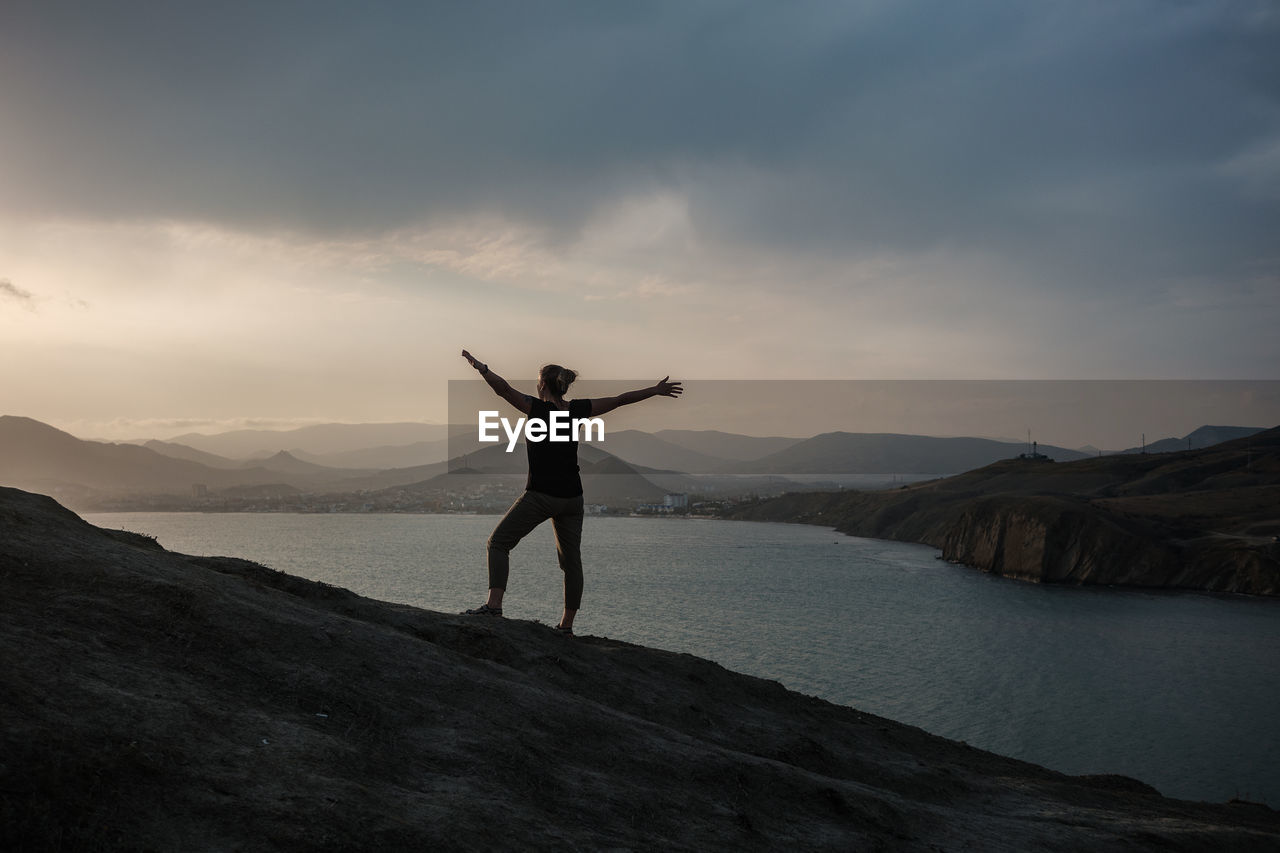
[87,511,1280,805]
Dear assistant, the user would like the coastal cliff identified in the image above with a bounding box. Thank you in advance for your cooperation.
[730,426,1280,596]
[2,485,1278,850]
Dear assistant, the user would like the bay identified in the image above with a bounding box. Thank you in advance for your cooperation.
[86,511,1280,806]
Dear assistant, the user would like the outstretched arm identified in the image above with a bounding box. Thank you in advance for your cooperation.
[588,377,683,417]
[461,350,531,415]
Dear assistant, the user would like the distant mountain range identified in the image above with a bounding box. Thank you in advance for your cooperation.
[0,417,282,497]
[592,430,748,474]
[142,440,244,469]
[2,414,1270,511]
[1119,425,1267,455]
[717,432,1088,475]
[0,417,384,504]
[159,422,452,460]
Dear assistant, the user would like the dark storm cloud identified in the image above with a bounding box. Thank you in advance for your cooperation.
[1,1,1277,289]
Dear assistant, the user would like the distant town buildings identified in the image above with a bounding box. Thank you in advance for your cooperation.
[635,494,691,515]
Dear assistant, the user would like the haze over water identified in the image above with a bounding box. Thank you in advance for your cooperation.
[88,511,1280,806]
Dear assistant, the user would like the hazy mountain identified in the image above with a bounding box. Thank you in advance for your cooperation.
[0,416,280,501]
[287,439,452,470]
[143,440,243,469]
[166,422,449,458]
[324,439,696,496]
[431,442,662,478]
[20,413,1262,508]
[0,416,404,507]
[732,432,1088,475]
[652,430,803,461]
[592,430,736,473]
[328,442,568,493]
[236,450,374,479]
[326,464,447,492]
[389,451,669,506]
[1120,425,1266,455]
[581,465,668,504]
[454,443,535,475]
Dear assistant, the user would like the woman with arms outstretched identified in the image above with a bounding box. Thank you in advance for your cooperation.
[460,349,682,634]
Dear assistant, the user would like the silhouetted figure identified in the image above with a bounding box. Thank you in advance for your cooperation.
[460,349,682,634]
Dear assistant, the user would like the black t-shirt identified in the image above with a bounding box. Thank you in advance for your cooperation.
[524,397,591,498]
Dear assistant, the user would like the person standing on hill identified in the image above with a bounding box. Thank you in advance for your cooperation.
[460,349,682,634]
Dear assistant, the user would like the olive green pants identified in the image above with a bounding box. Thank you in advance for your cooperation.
[487,490,585,610]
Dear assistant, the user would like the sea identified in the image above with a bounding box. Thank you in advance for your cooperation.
[85,511,1280,806]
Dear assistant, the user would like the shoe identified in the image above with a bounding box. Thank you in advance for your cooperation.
[464,603,503,616]
[554,624,574,636]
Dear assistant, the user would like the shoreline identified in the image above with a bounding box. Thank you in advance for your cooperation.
[79,504,1280,805]
[7,486,1279,848]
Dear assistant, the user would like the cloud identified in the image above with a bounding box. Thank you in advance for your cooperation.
[0,278,34,307]
[1,4,1275,255]
[0,1,1275,380]
[1219,134,1280,200]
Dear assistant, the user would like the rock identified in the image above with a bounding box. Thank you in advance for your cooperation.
[2,485,1278,850]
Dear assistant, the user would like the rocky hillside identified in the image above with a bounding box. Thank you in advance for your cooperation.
[2,486,1278,850]
[730,427,1280,596]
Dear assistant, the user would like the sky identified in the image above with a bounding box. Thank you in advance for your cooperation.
[2,1,1278,445]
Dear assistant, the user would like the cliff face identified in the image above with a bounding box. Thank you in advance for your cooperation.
[936,496,1280,594]
[731,427,1280,596]
[3,485,1278,851]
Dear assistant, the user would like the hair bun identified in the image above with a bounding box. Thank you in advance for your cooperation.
[540,364,578,396]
